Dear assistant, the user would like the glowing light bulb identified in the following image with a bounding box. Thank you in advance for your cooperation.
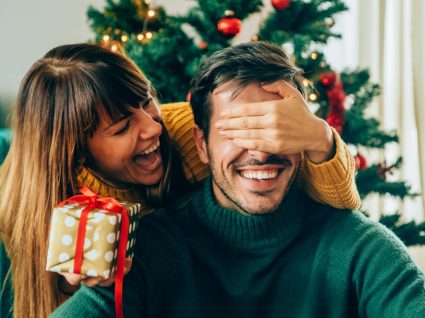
[111,44,118,52]
[148,10,155,17]
[137,33,144,40]
[146,32,153,39]
[310,52,318,60]
[309,93,318,101]
[303,79,309,87]
[103,35,110,42]
[121,35,128,42]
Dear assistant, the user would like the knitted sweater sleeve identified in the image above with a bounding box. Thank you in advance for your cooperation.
[297,127,361,209]
[160,102,360,210]
[347,215,425,317]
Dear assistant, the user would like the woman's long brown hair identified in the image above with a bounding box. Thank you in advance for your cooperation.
[0,43,179,317]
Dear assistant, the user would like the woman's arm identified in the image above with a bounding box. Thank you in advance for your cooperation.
[160,83,360,210]
[297,128,360,209]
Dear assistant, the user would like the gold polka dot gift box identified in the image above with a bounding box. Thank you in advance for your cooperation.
[46,186,141,279]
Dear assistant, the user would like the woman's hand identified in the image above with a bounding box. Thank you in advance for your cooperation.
[59,257,132,289]
[215,80,335,163]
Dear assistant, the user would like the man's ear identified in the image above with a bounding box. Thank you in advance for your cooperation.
[193,124,209,164]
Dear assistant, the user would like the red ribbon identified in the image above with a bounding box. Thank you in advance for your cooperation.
[58,185,129,318]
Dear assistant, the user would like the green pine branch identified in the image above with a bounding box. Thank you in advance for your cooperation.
[379,213,425,246]
[356,162,416,199]
[259,0,347,52]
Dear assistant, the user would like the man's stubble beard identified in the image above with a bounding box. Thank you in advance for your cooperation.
[208,151,299,215]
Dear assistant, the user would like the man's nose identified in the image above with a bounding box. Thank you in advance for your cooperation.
[247,150,271,162]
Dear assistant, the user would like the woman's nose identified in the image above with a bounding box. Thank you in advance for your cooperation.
[137,110,162,140]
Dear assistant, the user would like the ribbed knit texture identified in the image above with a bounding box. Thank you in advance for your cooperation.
[160,102,210,183]
[76,166,146,203]
[51,179,425,318]
[298,128,360,209]
[195,182,303,249]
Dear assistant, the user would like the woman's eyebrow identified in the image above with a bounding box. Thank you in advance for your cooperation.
[104,115,128,132]
[141,96,152,108]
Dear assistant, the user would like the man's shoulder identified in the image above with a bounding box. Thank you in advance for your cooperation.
[304,200,405,250]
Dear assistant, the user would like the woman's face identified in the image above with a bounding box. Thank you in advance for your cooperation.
[86,97,163,187]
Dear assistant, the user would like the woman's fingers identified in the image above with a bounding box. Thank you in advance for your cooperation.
[232,138,274,153]
[216,116,267,130]
[219,102,271,119]
[261,80,302,98]
[58,257,133,288]
[59,272,88,286]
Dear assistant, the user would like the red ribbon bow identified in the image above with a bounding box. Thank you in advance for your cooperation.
[58,185,129,318]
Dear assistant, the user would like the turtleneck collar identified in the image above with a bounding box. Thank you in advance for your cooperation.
[191,177,305,250]
[76,166,149,207]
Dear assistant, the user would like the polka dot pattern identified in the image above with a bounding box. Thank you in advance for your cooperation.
[61,234,72,246]
[105,251,114,262]
[46,202,141,278]
[64,216,76,228]
[58,253,70,262]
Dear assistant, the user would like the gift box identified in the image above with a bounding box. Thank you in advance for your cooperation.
[46,187,141,279]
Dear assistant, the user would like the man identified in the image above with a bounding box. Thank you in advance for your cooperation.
[52,42,425,317]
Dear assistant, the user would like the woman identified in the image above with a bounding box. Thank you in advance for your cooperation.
[0,43,359,318]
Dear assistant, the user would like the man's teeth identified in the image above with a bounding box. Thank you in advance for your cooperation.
[240,170,279,180]
[139,140,160,155]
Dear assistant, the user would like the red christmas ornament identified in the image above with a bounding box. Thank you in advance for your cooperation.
[326,81,346,114]
[199,41,208,50]
[272,0,291,10]
[217,16,242,37]
[355,153,367,170]
[326,113,344,134]
[320,71,337,87]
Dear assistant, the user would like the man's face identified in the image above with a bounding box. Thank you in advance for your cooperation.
[194,81,300,215]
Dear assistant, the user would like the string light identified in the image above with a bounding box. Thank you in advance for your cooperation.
[111,44,118,52]
[309,93,318,101]
[148,9,155,17]
[146,32,153,39]
[302,79,310,87]
[114,29,121,35]
[103,35,110,42]
[137,33,145,41]
[121,35,128,42]
[310,52,318,60]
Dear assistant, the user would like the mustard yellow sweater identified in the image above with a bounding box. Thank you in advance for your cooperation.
[78,102,360,210]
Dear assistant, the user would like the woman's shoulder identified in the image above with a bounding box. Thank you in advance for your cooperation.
[159,102,209,183]
[160,102,193,122]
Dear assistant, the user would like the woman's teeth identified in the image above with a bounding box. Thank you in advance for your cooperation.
[239,170,279,180]
[139,140,160,155]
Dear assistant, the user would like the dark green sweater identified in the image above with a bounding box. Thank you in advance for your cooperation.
[0,241,12,318]
[51,181,425,318]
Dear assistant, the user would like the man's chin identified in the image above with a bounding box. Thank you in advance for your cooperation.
[236,194,283,215]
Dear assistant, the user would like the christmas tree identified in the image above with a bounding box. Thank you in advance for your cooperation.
[87,0,425,245]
